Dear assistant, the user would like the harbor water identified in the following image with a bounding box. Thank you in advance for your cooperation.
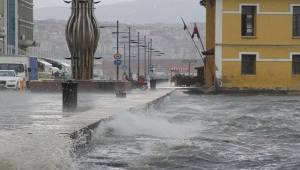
[76,91,300,170]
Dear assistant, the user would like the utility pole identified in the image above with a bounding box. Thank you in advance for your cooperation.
[147,41,150,75]
[144,36,147,78]
[128,27,132,79]
[116,20,120,81]
[137,32,140,78]
[150,39,153,69]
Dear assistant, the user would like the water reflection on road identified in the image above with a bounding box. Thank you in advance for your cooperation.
[77,91,300,170]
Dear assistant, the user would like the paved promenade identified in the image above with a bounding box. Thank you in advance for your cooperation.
[1,83,174,134]
[0,83,174,170]
[31,87,174,135]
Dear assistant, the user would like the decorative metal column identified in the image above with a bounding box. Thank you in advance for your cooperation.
[65,0,100,80]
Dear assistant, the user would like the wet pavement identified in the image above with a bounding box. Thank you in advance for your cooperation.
[0,85,174,170]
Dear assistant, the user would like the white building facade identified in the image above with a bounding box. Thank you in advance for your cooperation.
[0,0,35,55]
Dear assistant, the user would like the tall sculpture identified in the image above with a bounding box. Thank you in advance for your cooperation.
[65,0,100,80]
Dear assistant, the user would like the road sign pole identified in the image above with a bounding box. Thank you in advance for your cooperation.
[150,39,153,68]
[117,66,119,81]
[116,20,119,81]
[128,27,132,79]
[137,32,140,78]
[147,41,150,75]
[124,44,126,66]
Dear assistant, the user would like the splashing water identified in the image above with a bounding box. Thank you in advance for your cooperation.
[76,91,300,170]
[95,110,206,139]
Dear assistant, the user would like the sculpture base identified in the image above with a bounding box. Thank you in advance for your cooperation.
[62,81,78,112]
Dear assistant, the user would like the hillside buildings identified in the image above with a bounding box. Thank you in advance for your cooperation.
[201,0,300,90]
[0,0,36,55]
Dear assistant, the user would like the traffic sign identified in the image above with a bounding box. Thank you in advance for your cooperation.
[114,59,122,66]
[150,65,155,72]
[114,53,122,60]
[122,64,128,70]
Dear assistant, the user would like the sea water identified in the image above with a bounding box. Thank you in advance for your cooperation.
[76,91,300,170]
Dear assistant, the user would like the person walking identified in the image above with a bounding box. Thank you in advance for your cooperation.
[19,78,26,93]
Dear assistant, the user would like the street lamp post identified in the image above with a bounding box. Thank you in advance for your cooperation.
[102,23,124,81]
[128,27,132,79]
[144,36,147,79]
[137,32,140,78]
[129,38,145,78]
[116,20,120,81]
[147,41,150,75]
[150,39,153,68]
[147,39,153,75]
[112,24,135,80]
[121,32,148,80]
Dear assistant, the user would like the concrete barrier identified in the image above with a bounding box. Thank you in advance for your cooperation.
[29,80,132,93]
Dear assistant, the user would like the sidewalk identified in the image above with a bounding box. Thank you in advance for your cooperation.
[0,84,174,169]
[29,88,174,135]
[0,82,173,134]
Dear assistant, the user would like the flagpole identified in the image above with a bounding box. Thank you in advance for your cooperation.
[181,17,215,85]
[181,18,205,63]
[197,24,206,51]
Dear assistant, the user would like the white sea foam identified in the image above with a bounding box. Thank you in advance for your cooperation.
[95,110,205,139]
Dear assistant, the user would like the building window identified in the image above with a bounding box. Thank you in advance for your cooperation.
[292,55,300,74]
[241,6,257,36]
[293,6,300,37]
[241,54,256,75]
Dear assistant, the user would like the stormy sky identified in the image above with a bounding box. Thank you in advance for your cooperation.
[34,0,205,23]
[34,0,137,8]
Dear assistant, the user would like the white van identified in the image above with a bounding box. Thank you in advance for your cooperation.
[0,55,39,82]
[0,63,28,81]
[0,56,30,82]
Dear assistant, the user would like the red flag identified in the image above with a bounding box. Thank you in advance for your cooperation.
[192,23,201,39]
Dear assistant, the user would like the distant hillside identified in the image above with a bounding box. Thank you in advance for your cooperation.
[27,20,205,79]
[28,20,205,61]
[34,0,205,24]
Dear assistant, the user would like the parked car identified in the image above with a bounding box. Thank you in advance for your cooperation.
[0,70,19,90]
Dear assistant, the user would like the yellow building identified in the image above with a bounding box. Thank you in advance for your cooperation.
[201,0,300,91]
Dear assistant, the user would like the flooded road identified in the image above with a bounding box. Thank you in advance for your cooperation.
[77,91,300,170]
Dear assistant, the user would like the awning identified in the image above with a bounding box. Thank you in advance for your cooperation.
[38,60,52,67]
